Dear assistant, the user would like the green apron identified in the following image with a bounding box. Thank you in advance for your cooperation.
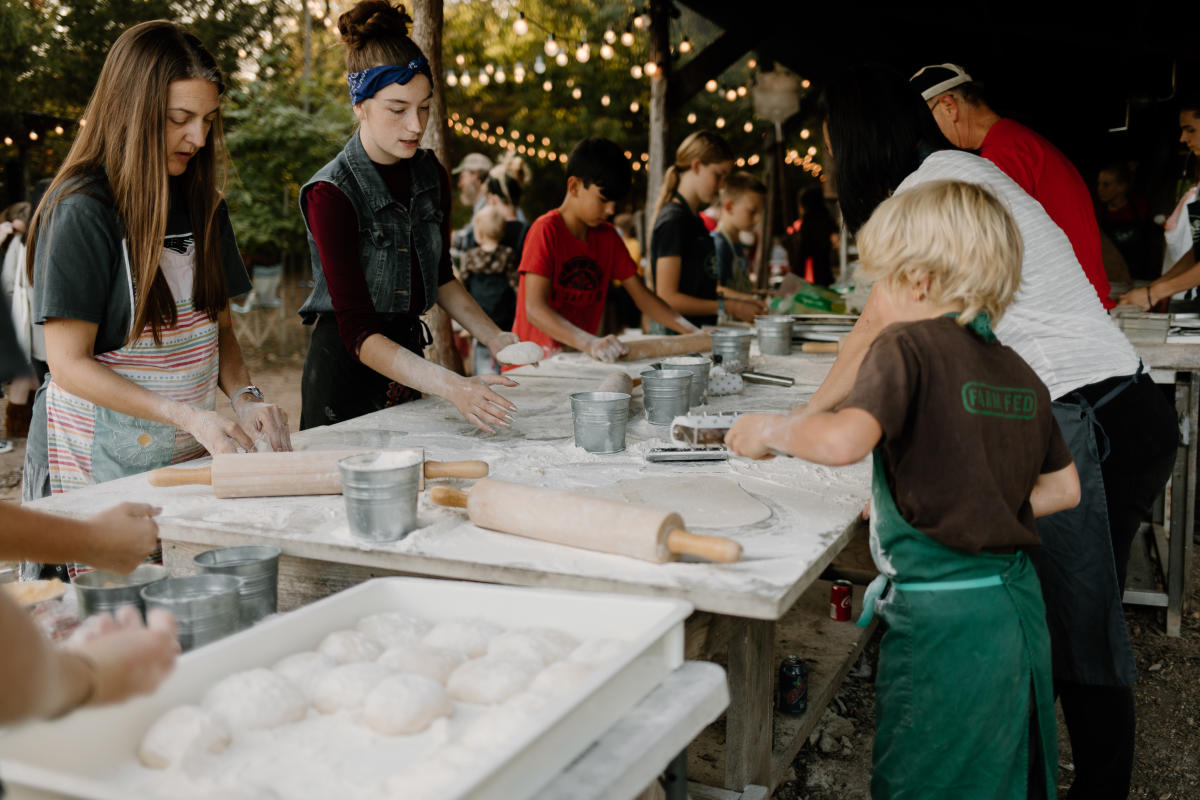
[858,315,1057,800]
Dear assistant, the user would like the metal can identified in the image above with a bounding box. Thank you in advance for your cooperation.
[830,579,853,621]
[777,655,809,714]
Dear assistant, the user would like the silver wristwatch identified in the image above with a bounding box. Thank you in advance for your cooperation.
[231,384,265,407]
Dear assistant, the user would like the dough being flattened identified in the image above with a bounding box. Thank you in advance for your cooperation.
[138,705,231,769]
[363,674,453,735]
[496,341,544,366]
[202,669,307,731]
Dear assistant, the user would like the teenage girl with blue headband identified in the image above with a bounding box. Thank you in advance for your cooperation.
[298,0,521,432]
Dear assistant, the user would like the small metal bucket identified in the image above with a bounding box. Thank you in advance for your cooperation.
[142,575,243,651]
[338,450,423,543]
[570,391,631,453]
[73,564,167,620]
[710,329,754,373]
[640,368,693,425]
[193,546,281,627]
[661,356,712,406]
[755,316,794,356]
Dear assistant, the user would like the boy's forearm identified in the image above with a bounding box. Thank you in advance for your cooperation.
[0,503,94,566]
[626,278,698,334]
[525,297,595,351]
[1030,463,1081,518]
[771,409,880,465]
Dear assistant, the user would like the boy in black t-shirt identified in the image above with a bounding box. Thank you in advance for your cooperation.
[727,180,1080,799]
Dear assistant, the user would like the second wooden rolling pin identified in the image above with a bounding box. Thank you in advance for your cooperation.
[147,450,488,498]
[429,478,743,563]
[620,331,712,361]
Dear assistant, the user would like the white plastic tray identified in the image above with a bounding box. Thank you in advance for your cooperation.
[0,577,691,799]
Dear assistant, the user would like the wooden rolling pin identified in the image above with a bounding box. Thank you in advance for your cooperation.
[148,450,488,498]
[800,338,844,354]
[620,331,712,361]
[429,478,743,564]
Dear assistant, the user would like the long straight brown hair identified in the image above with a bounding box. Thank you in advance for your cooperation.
[27,20,229,344]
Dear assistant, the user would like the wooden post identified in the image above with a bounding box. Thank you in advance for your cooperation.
[412,0,463,375]
[645,0,671,240]
[755,126,778,291]
[723,616,774,790]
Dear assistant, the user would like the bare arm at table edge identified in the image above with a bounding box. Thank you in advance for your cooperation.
[435,277,518,355]
[1030,462,1081,518]
[795,286,889,416]
[0,596,177,724]
[622,274,700,335]
[654,254,763,322]
[44,318,255,454]
[521,271,626,361]
[217,309,291,451]
[1120,250,1200,309]
[726,407,882,464]
[0,502,160,574]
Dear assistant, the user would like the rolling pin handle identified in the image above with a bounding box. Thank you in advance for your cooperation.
[800,341,840,354]
[147,466,213,487]
[429,486,470,509]
[665,529,743,563]
[424,460,490,480]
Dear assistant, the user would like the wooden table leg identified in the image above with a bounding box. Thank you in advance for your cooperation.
[723,617,774,790]
[1168,372,1197,636]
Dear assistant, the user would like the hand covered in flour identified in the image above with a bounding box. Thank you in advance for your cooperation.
[180,407,255,454]
[449,374,519,433]
[83,503,161,574]
[584,335,628,363]
[485,331,520,358]
[68,607,179,707]
[233,397,292,452]
[724,413,783,460]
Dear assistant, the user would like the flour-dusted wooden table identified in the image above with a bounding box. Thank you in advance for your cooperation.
[29,347,873,795]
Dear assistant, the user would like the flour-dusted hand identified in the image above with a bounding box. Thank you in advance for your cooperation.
[584,335,627,363]
[727,298,767,323]
[233,398,291,452]
[181,407,255,454]
[70,607,179,707]
[84,503,161,574]
[486,332,522,359]
[724,413,782,460]
[450,374,519,433]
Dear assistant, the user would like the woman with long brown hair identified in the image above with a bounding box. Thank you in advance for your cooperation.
[23,20,290,504]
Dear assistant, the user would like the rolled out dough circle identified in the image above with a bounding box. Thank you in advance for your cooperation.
[496,341,544,365]
[589,476,771,529]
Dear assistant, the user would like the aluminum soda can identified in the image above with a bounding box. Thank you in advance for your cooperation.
[777,655,809,714]
[830,579,853,621]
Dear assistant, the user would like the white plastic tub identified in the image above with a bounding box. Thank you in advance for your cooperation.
[0,577,691,799]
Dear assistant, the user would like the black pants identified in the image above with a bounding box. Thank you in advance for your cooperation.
[1057,373,1177,800]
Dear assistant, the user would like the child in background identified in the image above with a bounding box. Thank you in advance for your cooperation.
[461,205,519,375]
[726,180,1079,800]
[512,137,697,362]
[712,172,766,298]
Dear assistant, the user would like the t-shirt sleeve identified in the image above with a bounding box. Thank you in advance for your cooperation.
[1040,412,1074,475]
[517,217,556,278]
[217,200,252,298]
[608,226,637,281]
[33,194,122,326]
[982,125,1039,197]
[841,326,919,441]
[651,209,685,259]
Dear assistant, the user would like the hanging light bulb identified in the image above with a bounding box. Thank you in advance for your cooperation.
[743,121,753,132]
[545,34,559,56]
[54,125,64,135]
[807,146,817,156]
[633,8,649,29]
[601,94,611,106]
[715,117,725,128]
[78,119,86,127]
[801,79,811,89]
[705,79,718,92]
[513,12,528,35]
[600,43,614,59]
[3,137,11,146]
[514,62,526,82]
[572,87,582,99]
[495,68,506,83]
[479,71,490,85]
[555,51,569,67]
[737,86,747,97]
[630,64,643,79]
[747,154,760,165]
[747,58,757,69]
[686,112,697,124]
[736,157,746,167]
[460,72,471,86]
[542,136,551,146]
[446,71,458,86]
[620,26,635,47]
[527,133,535,142]
[632,161,641,171]
[643,60,658,77]
[576,41,590,62]
[29,131,38,140]
[485,63,495,74]
[533,55,546,74]
[455,53,465,66]
[800,128,810,139]
[543,80,552,91]
[725,88,737,101]
[630,100,640,113]
[678,37,692,54]
[604,28,617,44]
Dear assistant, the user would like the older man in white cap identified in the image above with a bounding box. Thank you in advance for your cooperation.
[450,152,494,257]
[911,63,1113,309]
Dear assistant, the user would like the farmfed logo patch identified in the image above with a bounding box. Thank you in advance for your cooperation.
[961,382,1036,420]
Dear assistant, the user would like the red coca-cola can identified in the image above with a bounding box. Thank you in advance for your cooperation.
[829,580,853,621]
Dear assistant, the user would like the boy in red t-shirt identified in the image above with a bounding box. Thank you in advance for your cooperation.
[512,137,697,361]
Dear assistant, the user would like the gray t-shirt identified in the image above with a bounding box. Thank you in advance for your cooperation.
[32,174,250,354]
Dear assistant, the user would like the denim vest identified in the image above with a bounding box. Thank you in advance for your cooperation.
[298,131,443,320]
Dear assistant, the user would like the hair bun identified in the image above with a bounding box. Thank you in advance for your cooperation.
[339,1,413,50]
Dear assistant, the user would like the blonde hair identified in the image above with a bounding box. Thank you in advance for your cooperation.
[651,130,734,222]
[472,205,506,244]
[856,180,1023,325]
[720,172,766,204]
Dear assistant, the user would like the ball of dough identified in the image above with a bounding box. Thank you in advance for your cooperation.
[422,619,502,658]
[362,674,453,735]
[356,612,431,648]
[318,629,384,664]
[202,668,308,731]
[568,638,629,665]
[378,645,465,684]
[487,628,579,666]
[272,651,336,701]
[530,661,594,695]
[138,705,231,769]
[495,341,544,366]
[446,657,540,705]
[311,662,393,714]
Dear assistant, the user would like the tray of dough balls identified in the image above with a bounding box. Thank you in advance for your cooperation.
[0,576,692,800]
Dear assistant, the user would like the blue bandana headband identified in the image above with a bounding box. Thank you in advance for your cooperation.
[347,57,433,104]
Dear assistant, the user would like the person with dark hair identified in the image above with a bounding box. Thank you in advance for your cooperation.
[1117,96,1200,308]
[298,0,521,433]
[1096,161,1153,281]
[810,63,1177,800]
[22,20,290,506]
[786,187,836,286]
[911,63,1114,308]
[511,136,696,362]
